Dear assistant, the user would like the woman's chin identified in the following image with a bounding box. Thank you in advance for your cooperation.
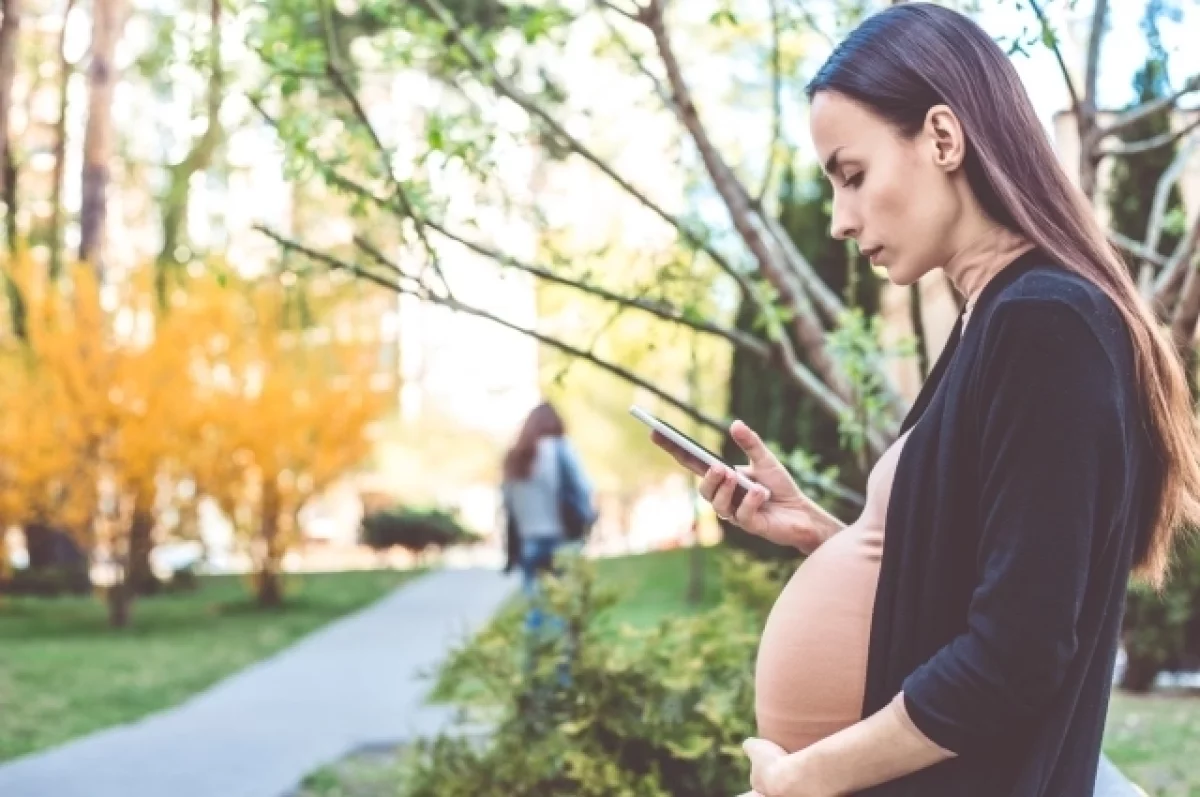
[880,260,925,287]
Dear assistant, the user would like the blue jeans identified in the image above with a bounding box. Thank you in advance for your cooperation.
[519,537,572,686]
[520,537,562,634]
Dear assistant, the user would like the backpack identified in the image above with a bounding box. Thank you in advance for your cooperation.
[556,439,596,541]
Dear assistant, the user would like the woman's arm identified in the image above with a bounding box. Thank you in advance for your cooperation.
[754,694,953,796]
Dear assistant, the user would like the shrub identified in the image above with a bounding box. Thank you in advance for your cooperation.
[1120,541,1200,691]
[360,506,482,557]
[165,563,200,593]
[404,551,786,797]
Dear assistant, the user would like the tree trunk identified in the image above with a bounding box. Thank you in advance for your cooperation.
[107,577,130,628]
[686,522,705,605]
[126,500,158,596]
[0,0,20,207]
[909,283,929,381]
[79,0,124,272]
[48,0,76,281]
[256,479,284,608]
[1118,651,1161,693]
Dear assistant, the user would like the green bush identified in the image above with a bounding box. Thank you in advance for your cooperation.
[165,564,200,593]
[404,552,785,797]
[360,507,482,556]
[1120,540,1200,691]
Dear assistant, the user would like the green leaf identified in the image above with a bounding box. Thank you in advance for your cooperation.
[1040,24,1058,50]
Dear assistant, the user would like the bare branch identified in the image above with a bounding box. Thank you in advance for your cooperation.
[1138,135,1200,300]
[363,225,774,356]
[316,0,454,298]
[1083,0,1108,113]
[757,0,784,205]
[1028,0,1081,117]
[1169,244,1200,349]
[1102,116,1200,157]
[596,8,677,114]
[1110,229,1167,269]
[1154,213,1200,312]
[411,0,748,297]
[256,224,731,433]
[1098,74,1200,138]
[786,0,834,48]
[596,0,642,24]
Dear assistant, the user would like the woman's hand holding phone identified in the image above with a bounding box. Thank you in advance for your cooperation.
[651,420,844,555]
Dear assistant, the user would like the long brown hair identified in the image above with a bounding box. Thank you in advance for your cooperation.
[808,2,1200,587]
[503,401,566,480]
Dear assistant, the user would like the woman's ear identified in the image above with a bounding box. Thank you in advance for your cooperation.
[924,104,966,172]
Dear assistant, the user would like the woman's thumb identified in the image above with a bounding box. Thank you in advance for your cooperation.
[731,421,774,466]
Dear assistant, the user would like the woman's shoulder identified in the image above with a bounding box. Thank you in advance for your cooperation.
[982,260,1128,355]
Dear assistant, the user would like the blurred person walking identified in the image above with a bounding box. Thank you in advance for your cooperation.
[501,401,596,634]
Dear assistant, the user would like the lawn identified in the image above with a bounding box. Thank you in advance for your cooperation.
[1105,690,1200,796]
[591,546,725,628]
[0,568,420,763]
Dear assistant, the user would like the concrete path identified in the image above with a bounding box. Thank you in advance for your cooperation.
[0,568,517,797]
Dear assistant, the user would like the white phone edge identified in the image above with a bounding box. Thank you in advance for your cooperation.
[629,404,767,498]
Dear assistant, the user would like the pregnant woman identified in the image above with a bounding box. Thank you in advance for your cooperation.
[652,5,1200,796]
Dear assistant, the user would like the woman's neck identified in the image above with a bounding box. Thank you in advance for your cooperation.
[943,225,1033,307]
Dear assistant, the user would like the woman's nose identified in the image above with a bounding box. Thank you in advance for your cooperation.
[829,197,859,241]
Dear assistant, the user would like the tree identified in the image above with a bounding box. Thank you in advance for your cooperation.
[188,273,390,607]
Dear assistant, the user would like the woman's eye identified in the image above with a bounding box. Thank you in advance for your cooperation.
[843,172,864,188]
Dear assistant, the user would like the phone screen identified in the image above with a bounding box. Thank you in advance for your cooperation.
[653,414,726,464]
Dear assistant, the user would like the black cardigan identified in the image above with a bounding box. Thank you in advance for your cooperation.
[861,251,1159,796]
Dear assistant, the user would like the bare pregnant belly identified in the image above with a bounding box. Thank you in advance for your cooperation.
[754,527,882,753]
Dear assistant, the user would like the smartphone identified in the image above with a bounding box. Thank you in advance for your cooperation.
[629,404,770,505]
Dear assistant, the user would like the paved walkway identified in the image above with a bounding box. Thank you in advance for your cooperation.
[0,568,517,797]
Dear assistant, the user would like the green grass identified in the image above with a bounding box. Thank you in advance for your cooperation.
[294,746,412,797]
[0,569,420,763]
[592,547,725,629]
[1105,690,1200,796]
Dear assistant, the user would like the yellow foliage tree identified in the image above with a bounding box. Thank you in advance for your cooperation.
[188,275,390,606]
[0,255,106,575]
[0,257,205,623]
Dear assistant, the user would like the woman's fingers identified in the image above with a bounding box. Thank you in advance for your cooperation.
[710,468,739,519]
[735,483,769,528]
[698,465,725,503]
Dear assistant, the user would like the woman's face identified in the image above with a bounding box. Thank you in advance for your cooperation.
[808,91,965,286]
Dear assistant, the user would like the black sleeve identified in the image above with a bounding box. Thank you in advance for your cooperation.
[901,298,1124,754]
